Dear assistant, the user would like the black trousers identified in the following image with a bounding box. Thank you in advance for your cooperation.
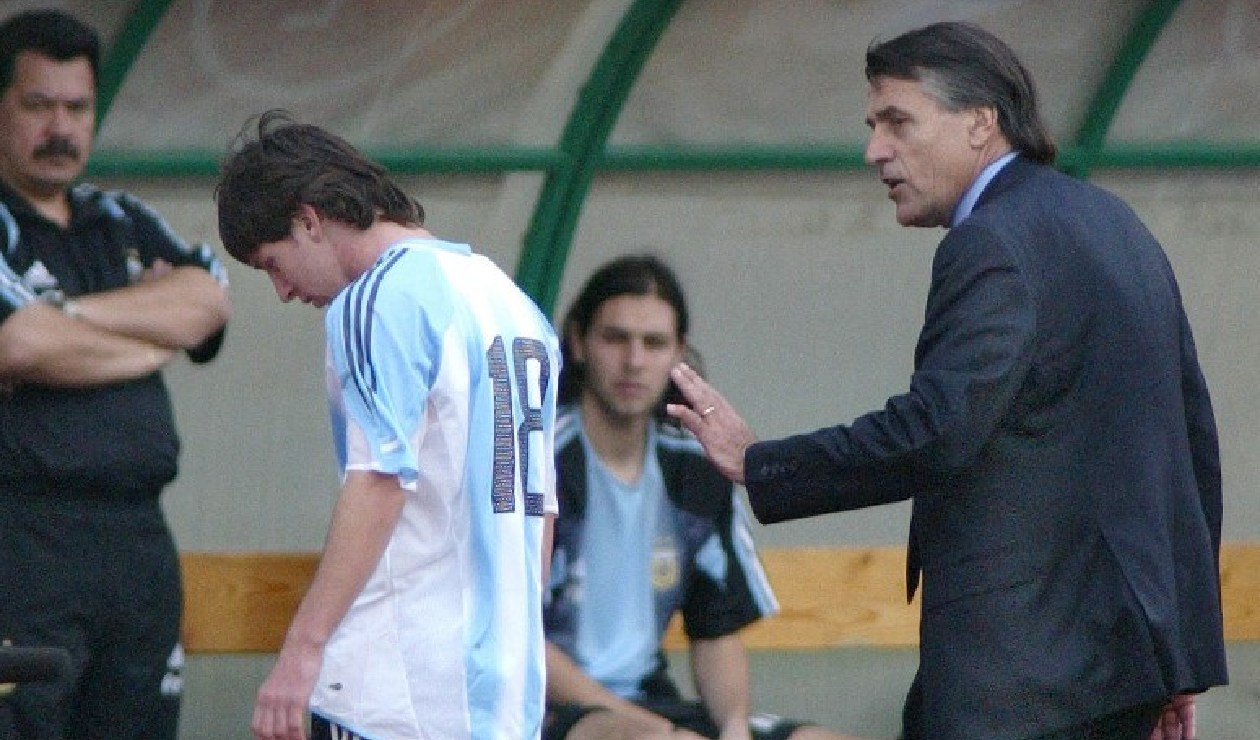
[0,494,182,740]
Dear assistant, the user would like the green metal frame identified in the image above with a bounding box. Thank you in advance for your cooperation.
[1063,0,1183,177]
[95,0,177,129]
[87,147,565,178]
[513,0,683,312]
[87,141,1260,178]
[91,0,1245,314]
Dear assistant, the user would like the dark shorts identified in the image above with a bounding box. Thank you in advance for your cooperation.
[312,714,370,740]
[544,697,805,740]
[0,494,182,740]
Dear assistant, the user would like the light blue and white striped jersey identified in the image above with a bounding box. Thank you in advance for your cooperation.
[312,237,560,740]
[546,407,779,702]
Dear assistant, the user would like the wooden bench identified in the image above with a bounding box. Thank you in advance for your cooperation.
[180,543,1260,654]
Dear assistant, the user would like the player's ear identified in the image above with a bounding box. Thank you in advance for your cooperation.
[292,204,322,240]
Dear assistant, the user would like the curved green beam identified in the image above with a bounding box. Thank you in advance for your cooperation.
[513,0,684,314]
[95,0,177,130]
[85,141,1260,179]
[88,147,564,178]
[1064,0,1183,177]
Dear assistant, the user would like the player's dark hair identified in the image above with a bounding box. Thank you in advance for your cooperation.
[866,21,1056,165]
[215,109,424,263]
[559,254,700,419]
[0,9,100,93]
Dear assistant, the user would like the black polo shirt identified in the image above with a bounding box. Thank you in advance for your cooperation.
[0,182,224,499]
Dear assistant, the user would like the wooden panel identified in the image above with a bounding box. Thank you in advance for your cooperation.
[181,552,318,653]
[1220,542,1260,641]
[663,546,920,650]
[180,543,1260,653]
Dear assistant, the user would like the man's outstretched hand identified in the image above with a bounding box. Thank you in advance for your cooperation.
[665,363,756,485]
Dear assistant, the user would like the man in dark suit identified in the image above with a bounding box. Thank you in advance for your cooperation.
[666,21,1227,740]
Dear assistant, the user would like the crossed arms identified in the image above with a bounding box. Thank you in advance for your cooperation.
[0,262,230,387]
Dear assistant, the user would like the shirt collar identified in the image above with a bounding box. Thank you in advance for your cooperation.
[0,180,109,228]
[950,151,1018,227]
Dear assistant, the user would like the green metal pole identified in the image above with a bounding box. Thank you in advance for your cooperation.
[1066,0,1183,177]
[96,0,177,130]
[513,0,684,315]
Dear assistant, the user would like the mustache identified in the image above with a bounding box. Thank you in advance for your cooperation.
[33,138,80,160]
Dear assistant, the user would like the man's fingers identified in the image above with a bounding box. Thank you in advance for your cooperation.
[666,402,702,433]
[669,362,706,402]
[670,362,726,418]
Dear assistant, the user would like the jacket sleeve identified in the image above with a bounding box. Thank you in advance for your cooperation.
[1177,304,1223,558]
[745,222,1037,524]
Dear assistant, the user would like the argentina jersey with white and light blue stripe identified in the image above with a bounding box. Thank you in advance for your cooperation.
[316,237,560,740]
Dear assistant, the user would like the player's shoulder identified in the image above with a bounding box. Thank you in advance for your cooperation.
[354,245,455,313]
[71,184,155,222]
[376,240,497,303]
[555,406,583,450]
[654,419,705,456]
[654,421,732,503]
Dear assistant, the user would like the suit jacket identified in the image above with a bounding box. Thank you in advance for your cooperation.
[744,157,1227,739]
